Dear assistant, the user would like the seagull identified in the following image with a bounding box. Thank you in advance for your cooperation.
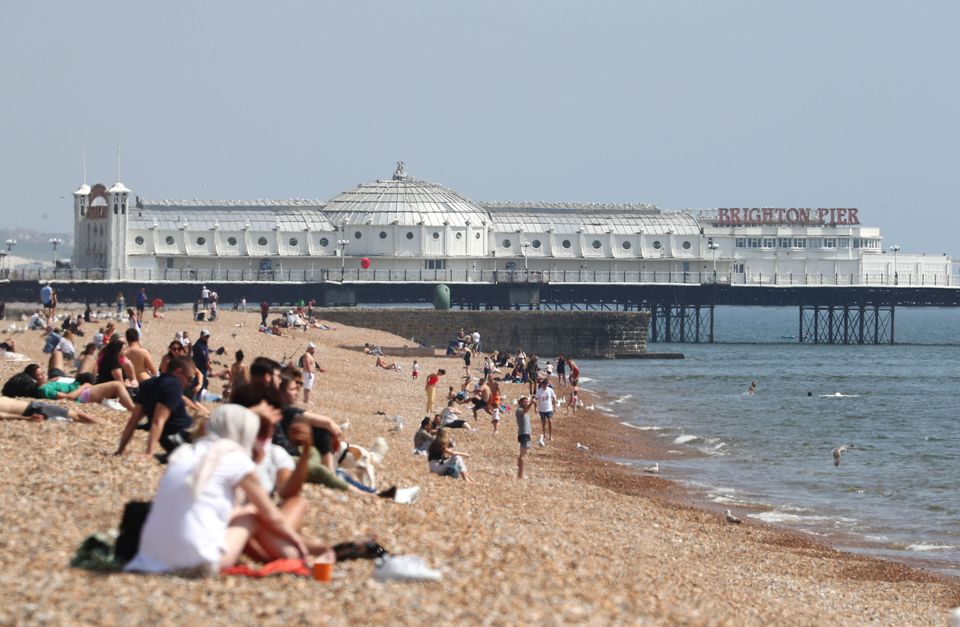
[643,463,660,474]
[576,442,590,451]
[724,509,742,524]
[832,444,855,467]
[537,435,546,448]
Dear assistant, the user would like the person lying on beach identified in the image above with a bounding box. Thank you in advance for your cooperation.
[270,322,287,337]
[440,400,474,430]
[0,337,16,353]
[427,427,473,482]
[375,355,401,371]
[124,404,308,576]
[36,378,135,411]
[0,396,96,423]
[363,343,383,356]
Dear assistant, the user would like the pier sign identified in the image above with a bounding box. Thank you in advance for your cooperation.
[714,208,860,227]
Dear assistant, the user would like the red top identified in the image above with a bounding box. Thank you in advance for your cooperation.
[426,373,440,387]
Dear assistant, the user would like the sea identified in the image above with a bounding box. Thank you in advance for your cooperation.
[578,306,960,575]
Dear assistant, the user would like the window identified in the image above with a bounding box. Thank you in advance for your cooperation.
[165,236,175,245]
[652,240,662,249]
[807,238,822,249]
[134,236,144,245]
[762,238,775,249]
[354,231,362,240]
[475,232,481,239]
[838,238,849,248]
[736,238,747,248]
[592,240,602,249]
[531,239,541,249]
[196,237,206,246]
[561,240,571,249]
[424,259,447,270]
[227,237,237,246]
[823,238,836,249]
[432,232,440,240]
[378,231,387,239]
[289,237,298,247]
[406,232,414,240]
[502,239,512,248]
[455,232,463,240]
[778,238,791,249]
[258,236,268,246]
[682,241,691,250]
[748,238,761,248]
[319,237,329,247]
[793,238,806,248]
[622,241,632,250]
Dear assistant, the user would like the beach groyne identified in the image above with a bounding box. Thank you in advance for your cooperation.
[315,309,649,359]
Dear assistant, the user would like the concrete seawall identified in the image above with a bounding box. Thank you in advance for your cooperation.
[316,309,649,359]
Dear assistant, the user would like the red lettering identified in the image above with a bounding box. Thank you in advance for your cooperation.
[786,208,799,222]
[847,208,860,225]
[835,208,847,224]
[730,208,742,224]
[817,208,829,223]
[829,208,837,225]
[797,208,810,223]
[762,208,773,223]
[717,208,730,225]
[775,208,785,221]
[748,208,761,223]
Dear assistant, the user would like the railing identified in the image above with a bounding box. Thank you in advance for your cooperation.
[2,267,959,288]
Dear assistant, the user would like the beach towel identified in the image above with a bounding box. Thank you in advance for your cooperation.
[221,558,311,578]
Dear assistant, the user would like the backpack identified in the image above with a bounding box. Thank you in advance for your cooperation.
[115,500,152,563]
[2,373,40,398]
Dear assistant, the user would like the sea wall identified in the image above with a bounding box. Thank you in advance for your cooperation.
[316,309,649,359]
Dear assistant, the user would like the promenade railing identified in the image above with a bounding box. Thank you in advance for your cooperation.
[3,267,959,288]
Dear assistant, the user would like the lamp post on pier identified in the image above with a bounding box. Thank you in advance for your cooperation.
[890,244,900,285]
[708,242,720,282]
[49,237,63,267]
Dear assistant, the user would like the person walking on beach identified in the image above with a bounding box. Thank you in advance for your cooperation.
[115,291,126,315]
[200,286,211,309]
[556,353,567,387]
[192,330,211,393]
[412,360,419,380]
[299,343,317,403]
[425,368,445,414]
[260,300,270,326]
[515,396,536,479]
[535,377,557,442]
[136,288,148,319]
[526,354,540,395]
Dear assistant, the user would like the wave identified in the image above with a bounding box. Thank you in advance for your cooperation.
[619,422,661,431]
[818,392,861,398]
[612,394,633,404]
[673,434,700,445]
[905,543,957,552]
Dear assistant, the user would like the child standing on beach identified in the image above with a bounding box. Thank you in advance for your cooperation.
[567,384,579,416]
[515,396,536,479]
[412,360,419,380]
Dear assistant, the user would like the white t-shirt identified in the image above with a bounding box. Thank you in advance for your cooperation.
[124,440,255,573]
[536,386,557,413]
[255,444,296,494]
[472,332,480,344]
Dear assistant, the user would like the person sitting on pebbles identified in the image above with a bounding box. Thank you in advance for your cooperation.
[427,427,473,482]
[375,355,401,371]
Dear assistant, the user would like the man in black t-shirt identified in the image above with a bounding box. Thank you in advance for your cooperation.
[115,356,197,456]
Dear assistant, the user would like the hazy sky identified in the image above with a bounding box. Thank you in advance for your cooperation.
[2,1,958,256]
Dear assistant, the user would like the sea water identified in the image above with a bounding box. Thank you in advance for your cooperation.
[579,306,960,574]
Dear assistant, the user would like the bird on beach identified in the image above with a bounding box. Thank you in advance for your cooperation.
[576,442,590,451]
[643,463,660,474]
[537,435,546,448]
[724,509,742,524]
[832,444,855,467]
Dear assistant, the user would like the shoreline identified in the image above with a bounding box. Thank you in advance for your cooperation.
[1,309,958,624]
[568,382,960,581]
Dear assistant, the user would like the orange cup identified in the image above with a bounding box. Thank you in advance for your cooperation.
[313,561,333,582]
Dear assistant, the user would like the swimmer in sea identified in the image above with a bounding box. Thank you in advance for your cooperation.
[747,380,757,395]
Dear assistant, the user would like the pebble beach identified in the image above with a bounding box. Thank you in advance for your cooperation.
[1,308,958,625]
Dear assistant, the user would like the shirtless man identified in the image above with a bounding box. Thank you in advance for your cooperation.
[125,328,158,382]
[299,343,317,403]
[0,396,95,423]
[470,378,493,421]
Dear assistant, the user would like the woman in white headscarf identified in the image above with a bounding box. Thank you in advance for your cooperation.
[125,404,307,575]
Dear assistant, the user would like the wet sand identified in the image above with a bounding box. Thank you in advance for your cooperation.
[0,308,958,625]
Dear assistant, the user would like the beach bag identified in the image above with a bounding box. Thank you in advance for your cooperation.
[2,373,39,398]
[115,500,152,563]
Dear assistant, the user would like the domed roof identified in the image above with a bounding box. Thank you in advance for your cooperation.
[73,184,91,195]
[324,162,489,228]
[108,181,131,194]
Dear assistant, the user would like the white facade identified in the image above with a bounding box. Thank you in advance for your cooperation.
[71,163,954,285]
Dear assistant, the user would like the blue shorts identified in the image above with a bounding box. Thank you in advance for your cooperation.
[518,434,531,449]
[539,411,553,420]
